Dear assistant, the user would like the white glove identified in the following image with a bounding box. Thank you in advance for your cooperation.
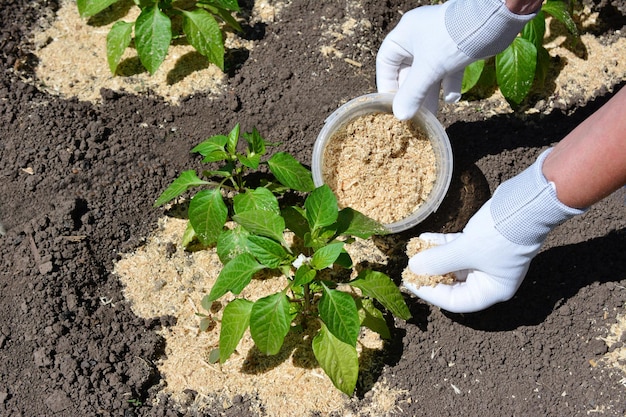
[404,149,585,313]
[376,0,537,119]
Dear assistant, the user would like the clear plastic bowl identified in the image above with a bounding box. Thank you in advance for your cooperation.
[311,93,453,233]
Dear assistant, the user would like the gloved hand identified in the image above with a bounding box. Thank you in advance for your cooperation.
[404,149,585,313]
[376,0,537,119]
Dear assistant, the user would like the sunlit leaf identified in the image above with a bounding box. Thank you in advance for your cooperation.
[350,270,411,320]
[319,284,360,346]
[188,188,228,246]
[267,152,315,192]
[207,253,265,301]
[250,293,293,355]
[232,209,286,245]
[310,242,344,270]
[496,37,537,106]
[219,299,253,363]
[135,5,172,74]
[312,323,359,396]
[153,170,210,207]
[182,9,224,70]
[461,60,485,94]
[77,0,119,17]
[106,21,133,74]
[305,185,338,231]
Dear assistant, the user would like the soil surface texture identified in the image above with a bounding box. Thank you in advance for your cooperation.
[1,0,626,416]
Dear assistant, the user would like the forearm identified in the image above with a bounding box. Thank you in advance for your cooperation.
[542,88,626,208]
[504,0,543,15]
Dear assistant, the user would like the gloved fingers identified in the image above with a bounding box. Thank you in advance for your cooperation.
[408,234,472,276]
[417,232,461,246]
[421,83,441,116]
[442,69,464,104]
[403,270,512,313]
[376,38,412,94]
[392,62,438,120]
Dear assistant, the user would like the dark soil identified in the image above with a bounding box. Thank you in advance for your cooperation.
[1,0,625,416]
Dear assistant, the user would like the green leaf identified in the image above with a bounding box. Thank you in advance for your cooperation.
[350,270,412,320]
[219,299,253,363]
[310,242,344,270]
[542,0,578,36]
[495,37,537,106]
[521,12,546,49]
[461,59,485,94]
[305,185,338,231]
[238,153,261,169]
[189,188,228,246]
[312,323,359,396]
[208,253,265,301]
[214,7,243,32]
[77,0,119,17]
[135,5,172,75]
[357,298,391,339]
[292,264,317,287]
[192,135,228,156]
[226,123,240,155]
[281,206,310,239]
[243,127,266,155]
[335,207,388,238]
[106,21,133,74]
[246,235,290,269]
[182,9,224,70]
[154,170,210,207]
[250,293,293,355]
[216,225,251,264]
[181,221,196,248]
[199,0,240,12]
[233,187,280,215]
[319,284,360,346]
[232,210,286,245]
[535,45,551,87]
[267,152,315,192]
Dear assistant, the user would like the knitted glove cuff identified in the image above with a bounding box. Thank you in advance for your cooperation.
[491,148,586,246]
[445,0,538,59]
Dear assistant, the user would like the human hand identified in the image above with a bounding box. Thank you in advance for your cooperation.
[403,149,584,313]
[376,0,537,120]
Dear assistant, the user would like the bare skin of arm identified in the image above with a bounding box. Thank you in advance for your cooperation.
[543,87,626,208]
[505,0,544,14]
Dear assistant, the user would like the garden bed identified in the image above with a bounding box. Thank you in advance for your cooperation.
[1,0,626,415]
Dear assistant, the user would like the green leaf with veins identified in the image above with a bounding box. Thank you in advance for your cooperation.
[305,185,338,231]
[135,5,172,74]
[495,37,537,106]
[233,187,280,215]
[312,323,359,395]
[153,170,210,207]
[350,270,412,320]
[219,299,253,363]
[319,284,360,346]
[188,188,228,246]
[310,242,344,270]
[233,210,286,245]
[267,152,315,192]
[250,292,293,355]
[106,21,133,74]
[182,9,224,70]
[208,253,265,301]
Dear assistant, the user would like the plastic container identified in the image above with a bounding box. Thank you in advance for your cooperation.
[311,93,453,233]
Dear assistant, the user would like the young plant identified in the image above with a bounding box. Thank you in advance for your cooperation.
[204,184,411,396]
[462,0,580,106]
[154,124,315,248]
[77,0,242,75]
[155,126,412,395]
